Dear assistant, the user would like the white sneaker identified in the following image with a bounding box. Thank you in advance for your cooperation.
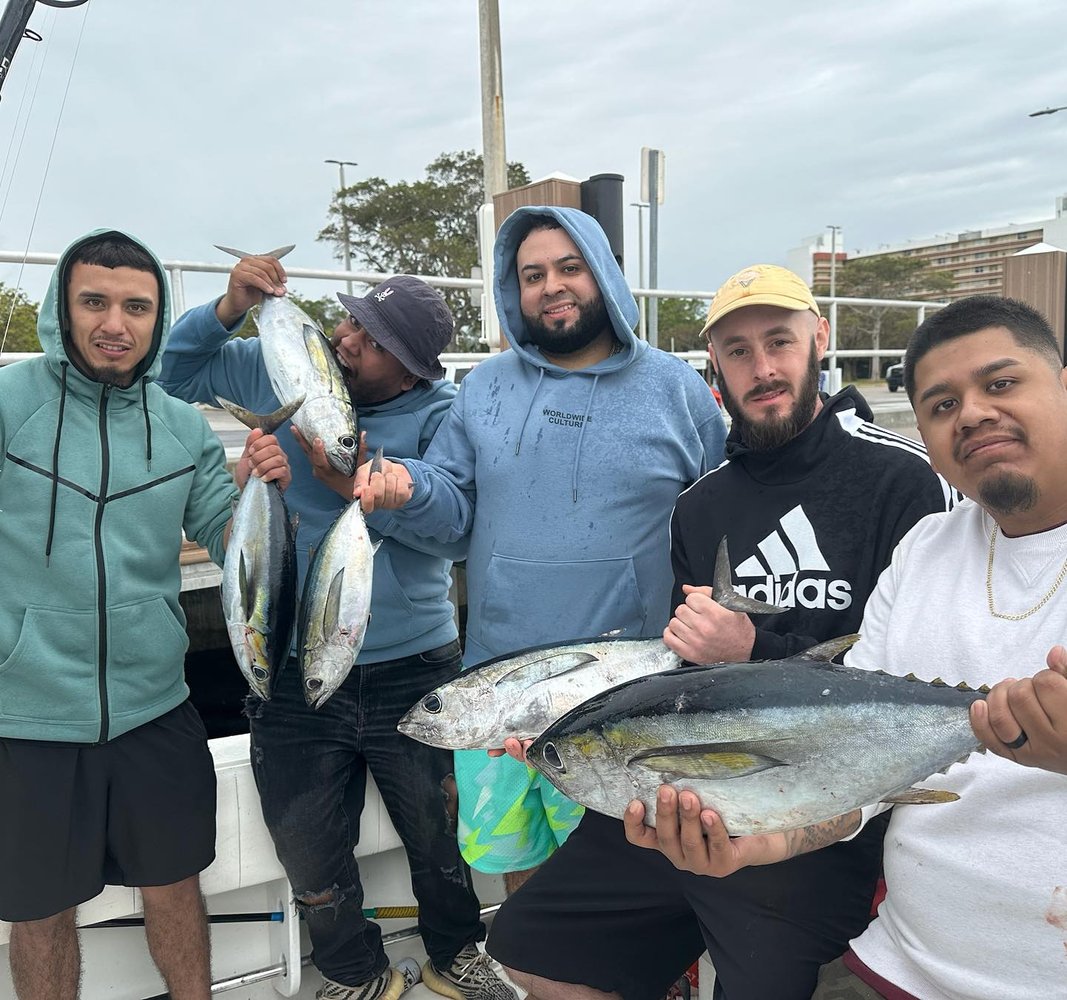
[317,967,405,1000]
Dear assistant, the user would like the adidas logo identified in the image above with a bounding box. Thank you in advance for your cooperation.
[733,505,852,611]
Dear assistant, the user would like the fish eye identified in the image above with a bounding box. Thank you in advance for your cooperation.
[421,693,443,714]
[339,435,356,449]
[305,678,322,692]
[252,666,269,680]
[541,742,565,773]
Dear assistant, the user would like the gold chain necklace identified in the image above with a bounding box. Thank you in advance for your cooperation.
[986,523,1067,620]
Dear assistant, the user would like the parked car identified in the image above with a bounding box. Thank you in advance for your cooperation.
[885,362,904,393]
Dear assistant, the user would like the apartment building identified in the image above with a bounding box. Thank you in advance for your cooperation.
[788,196,1067,301]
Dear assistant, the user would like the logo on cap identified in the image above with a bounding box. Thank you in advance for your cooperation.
[735,269,760,288]
[374,288,395,303]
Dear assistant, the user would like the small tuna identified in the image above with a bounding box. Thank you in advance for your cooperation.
[297,450,382,708]
[527,635,988,835]
[397,538,784,749]
[216,244,359,476]
[219,396,303,700]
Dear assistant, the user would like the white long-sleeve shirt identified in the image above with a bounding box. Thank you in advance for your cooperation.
[844,499,1067,1000]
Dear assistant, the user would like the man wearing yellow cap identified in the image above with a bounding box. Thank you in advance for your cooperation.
[486,264,958,1000]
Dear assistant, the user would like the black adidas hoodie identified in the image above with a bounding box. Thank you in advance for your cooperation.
[670,386,956,661]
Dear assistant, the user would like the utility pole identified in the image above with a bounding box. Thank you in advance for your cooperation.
[631,201,648,340]
[325,158,358,294]
[478,0,507,201]
[827,224,842,393]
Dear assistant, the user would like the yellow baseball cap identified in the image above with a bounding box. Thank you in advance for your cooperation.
[700,264,820,339]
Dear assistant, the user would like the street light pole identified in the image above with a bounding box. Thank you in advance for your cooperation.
[325,158,358,294]
[631,201,648,340]
[827,224,841,393]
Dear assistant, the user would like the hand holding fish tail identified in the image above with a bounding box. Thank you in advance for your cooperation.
[353,454,414,513]
[664,584,756,664]
[970,647,1067,775]
[292,426,365,499]
[215,254,289,328]
[625,786,860,877]
[237,428,292,492]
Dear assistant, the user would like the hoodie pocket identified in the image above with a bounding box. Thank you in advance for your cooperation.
[0,605,100,724]
[478,554,647,650]
[106,597,190,720]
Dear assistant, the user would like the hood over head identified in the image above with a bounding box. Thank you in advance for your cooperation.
[493,206,642,370]
[39,228,170,386]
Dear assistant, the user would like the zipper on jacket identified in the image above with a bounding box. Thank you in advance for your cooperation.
[95,385,111,744]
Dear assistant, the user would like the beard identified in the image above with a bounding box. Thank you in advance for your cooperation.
[979,471,1038,517]
[718,339,822,451]
[523,295,611,356]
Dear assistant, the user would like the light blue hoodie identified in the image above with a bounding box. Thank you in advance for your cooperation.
[378,206,727,666]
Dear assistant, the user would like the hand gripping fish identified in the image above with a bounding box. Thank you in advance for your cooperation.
[397,538,785,750]
[527,634,989,835]
[216,244,359,476]
[219,396,303,700]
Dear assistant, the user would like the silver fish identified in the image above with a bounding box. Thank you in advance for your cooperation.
[219,396,303,700]
[215,244,359,476]
[528,636,987,835]
[297,451,382,708]
[397,538,785,749]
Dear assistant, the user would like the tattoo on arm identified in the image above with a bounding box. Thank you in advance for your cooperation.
[785,810,861,859]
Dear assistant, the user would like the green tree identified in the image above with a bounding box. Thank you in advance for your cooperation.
[318,150,530,350]
[655,296,710,352]
[816,255,953,380]
[0,283,41,353]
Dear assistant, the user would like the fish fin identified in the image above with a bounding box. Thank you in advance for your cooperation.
[629,743,784,781]
[322,567,345,636]
[711,537,788,615]
[880,787,960,806]
[493,650,601,688]
[597,627,625,638]
[238,550,254,620]
[371,539,383,555]
[217,394,306,434]
[215,244,295,261]
[291,512,300,533]
[799,634,861,662]
[302,324,350,401]
[370,447,384,476]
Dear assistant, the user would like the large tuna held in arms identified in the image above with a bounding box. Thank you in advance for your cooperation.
[528,635,989,835]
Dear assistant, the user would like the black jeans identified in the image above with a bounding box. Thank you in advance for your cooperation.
[248,640,483,986]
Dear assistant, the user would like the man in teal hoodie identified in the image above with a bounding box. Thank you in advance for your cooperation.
[0,231,288,1000]
[356,207,727,891]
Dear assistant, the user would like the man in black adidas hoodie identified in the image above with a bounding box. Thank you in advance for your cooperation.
[489,265,955,1000]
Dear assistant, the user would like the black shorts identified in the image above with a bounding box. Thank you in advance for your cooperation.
[0,700,217,922]
[486,809,887,1000]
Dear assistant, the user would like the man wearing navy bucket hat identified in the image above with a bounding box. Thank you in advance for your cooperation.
[161,263,516,1000]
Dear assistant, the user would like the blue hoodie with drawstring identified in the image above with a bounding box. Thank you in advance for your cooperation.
[378,206,728,666]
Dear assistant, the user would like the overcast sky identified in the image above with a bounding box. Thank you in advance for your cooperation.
[2,0,1066,309]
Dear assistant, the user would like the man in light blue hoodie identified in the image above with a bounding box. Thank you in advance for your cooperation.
[356,207,727,891]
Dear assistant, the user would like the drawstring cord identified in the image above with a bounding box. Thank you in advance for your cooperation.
[45,362,70,566]
[513,367,545,456]
[140,377,152,470]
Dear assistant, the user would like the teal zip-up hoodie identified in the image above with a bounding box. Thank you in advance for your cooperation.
[0,230,238,743]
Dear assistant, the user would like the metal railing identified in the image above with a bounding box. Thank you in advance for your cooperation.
[0,249,945,381]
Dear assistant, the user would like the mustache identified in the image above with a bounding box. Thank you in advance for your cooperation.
[953,427,1025,463]
[743,381,791,403]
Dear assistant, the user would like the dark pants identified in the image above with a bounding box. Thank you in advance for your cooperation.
[488,809,887,1000]
[248,641,483,987]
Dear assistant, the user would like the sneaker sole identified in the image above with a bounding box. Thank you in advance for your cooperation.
[420,961,466,1000]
